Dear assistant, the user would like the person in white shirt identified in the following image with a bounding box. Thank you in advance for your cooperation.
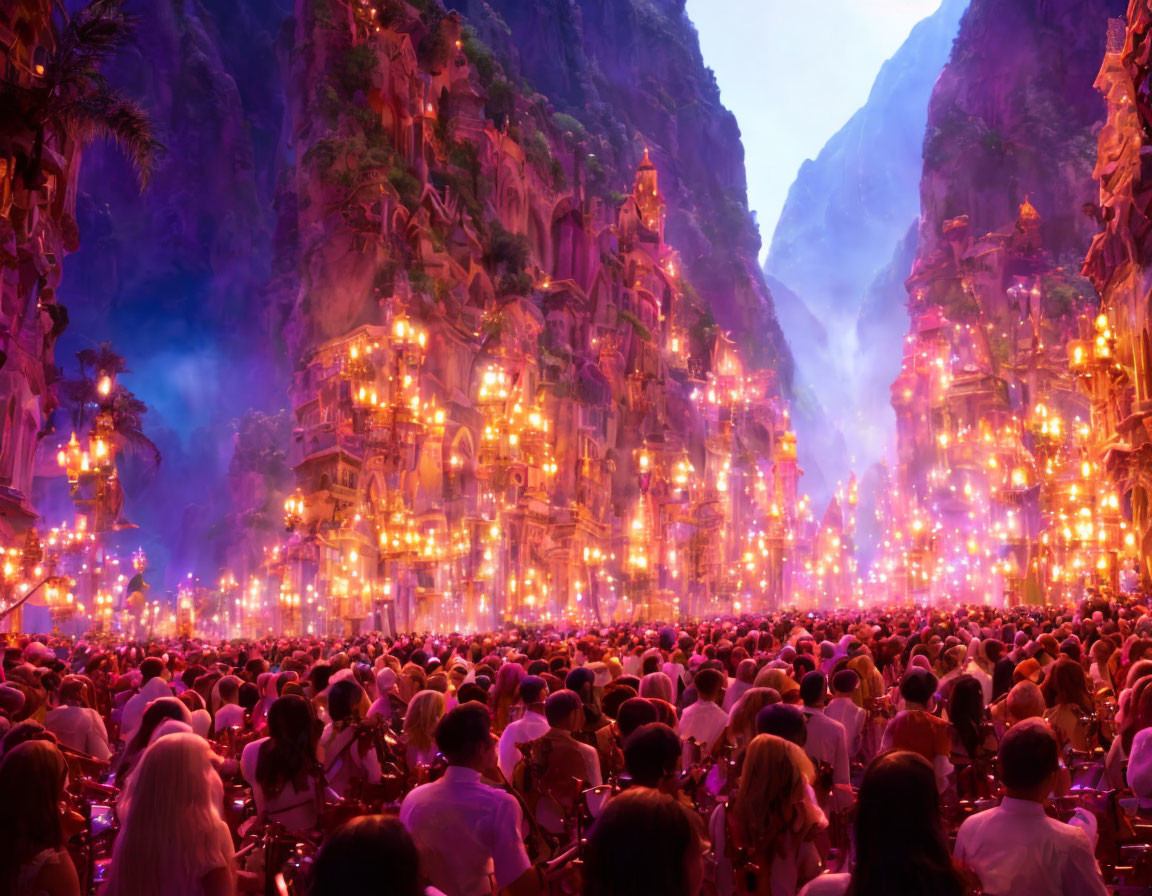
[211,675,246,735]
[44,675,111,760]
[824,669,865,760]
[954,719,1109,896]
[678,668,728,766]
[241,694,321,833]
[497,675,550,781]
[400,702,539,896]
[799,671,850,803]
[119,658,173,744]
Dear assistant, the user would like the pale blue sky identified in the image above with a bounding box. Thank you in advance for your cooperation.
[685,0,943,257]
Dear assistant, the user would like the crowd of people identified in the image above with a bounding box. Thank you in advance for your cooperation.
[3,592,1152,895]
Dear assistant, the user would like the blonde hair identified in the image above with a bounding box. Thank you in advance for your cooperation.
[728,688,781,747]
[732,734,813,854]
[403,690,447,751]
[639,671,674,703]
[104,733,233,896]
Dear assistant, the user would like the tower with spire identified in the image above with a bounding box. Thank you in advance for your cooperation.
[633,147,666,244]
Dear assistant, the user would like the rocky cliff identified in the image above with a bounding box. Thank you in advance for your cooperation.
[885,0,1123,600]
[916,0,1122,260]
[442,0,792,381]
[757,0,967,497]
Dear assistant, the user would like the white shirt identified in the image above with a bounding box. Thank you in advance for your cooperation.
[801,706,850,787]
[497,710,550,781]
[119,677,173,743]
[964,662,994,704]
[399,766,532,896]
[213,703,246,734]
[954,797,1109,896]
[44,705,112,760]
[679,698,729,763]
[825,697,865,758]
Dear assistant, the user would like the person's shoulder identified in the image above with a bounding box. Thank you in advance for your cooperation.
[1042,813,1096,849]
[400,778,437,807]
[797,872,849,896]
[956,803,999,835]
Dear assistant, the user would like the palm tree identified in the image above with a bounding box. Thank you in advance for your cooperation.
[0,0,162,190]
[59,342,161,469]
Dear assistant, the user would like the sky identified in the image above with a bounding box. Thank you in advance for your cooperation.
[685,0,943,258]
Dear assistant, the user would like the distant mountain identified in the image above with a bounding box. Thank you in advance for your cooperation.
[760,0,968,493]
[766,0,968,322]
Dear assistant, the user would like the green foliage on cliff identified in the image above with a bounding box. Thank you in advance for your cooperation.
[618,310,653,343]
[484,222,530,274]
[388,164,422,211]
[338,45,379,98]
[460,26,498,86]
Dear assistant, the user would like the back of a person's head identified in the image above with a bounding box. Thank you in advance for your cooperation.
[403,689,447,749]
[999,718,1058,793]
[899,668,938,705]
[139,656,165,682]
[309,815,421,896]
[565,666,595,696]
[238,681,259,711]
[584,787,696,896]
[519,675,548,705]
[851,751,963,896]
[544,688,584,727]
[265,694,314,759]
[639,671,673,703]
[693,668,724,701]
[755,703,806,744]
[831,669,859,696]
[58,675,88,707]
[309,662,333,693]
[122,698,192,773]
[1006,680,1045,723]
[799,670,826,706]
[106,733,225,896]
[217,675,240,702]
[434,702,491,765]
[623,722,680,787]
[734,734,812,839]
[1,719,55,757]
[948,675,985,725]
[0,739,67,888]
[736,658,758,684]
[327,679,364,724]
[616,697,659,739]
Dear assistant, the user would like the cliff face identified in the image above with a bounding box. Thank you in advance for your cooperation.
[442,0,792,382]
[756,0,967,493]
[917,0,1122,261]
[767,0,968,322]
[261,0,808,627]
[885,0,1121,601]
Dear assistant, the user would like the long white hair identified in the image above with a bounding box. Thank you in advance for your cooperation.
[104,732,234,896]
